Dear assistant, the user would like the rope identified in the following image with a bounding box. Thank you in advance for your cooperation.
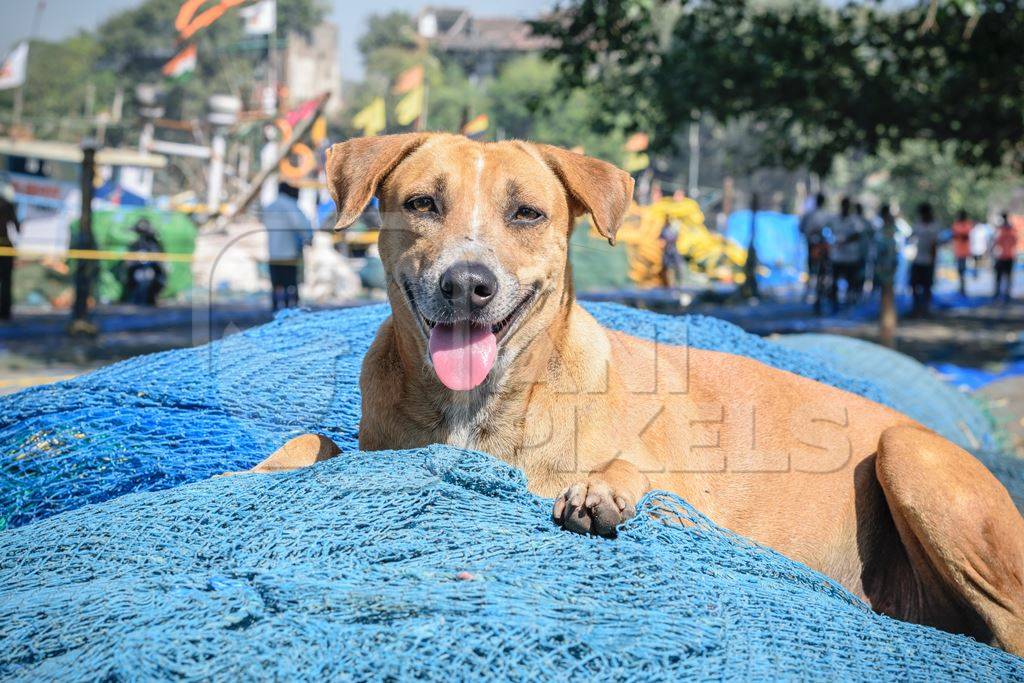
[0,245,194,263]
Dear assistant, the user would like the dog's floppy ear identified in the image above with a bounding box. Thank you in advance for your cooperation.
[535,144,635,245]
[325,133,429,230]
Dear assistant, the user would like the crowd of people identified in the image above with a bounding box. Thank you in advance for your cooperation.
[799,193,1019,317]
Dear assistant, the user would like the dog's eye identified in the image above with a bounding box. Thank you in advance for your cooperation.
[405,196,438,214]
[512,206,543,222]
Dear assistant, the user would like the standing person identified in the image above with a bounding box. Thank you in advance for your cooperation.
[120,219,166,306]
[951,209,973,296]
[970,220,993,275]
[993,213,1018,302]
[659,216,683,288]
[874,204,900,347]
[851,202,871,300]
[262,182,314,311]
[908,202,943,318]
[0,183,20,321]
[829,197,862,311]
[799,192,833,314]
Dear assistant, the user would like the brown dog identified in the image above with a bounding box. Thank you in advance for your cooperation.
[252,133,1024,655]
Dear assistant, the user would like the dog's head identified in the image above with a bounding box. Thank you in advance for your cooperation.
[327,133,634,391]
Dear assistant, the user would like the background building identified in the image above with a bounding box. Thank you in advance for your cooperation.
[416,6,552,81]
[284,21,343,117]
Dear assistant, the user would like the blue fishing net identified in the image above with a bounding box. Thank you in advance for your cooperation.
[1,302,1022,679]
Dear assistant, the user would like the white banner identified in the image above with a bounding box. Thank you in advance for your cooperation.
[240,0,276,35]
[0,41,28,91]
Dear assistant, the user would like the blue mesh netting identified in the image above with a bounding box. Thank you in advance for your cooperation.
[1,302,1023,679]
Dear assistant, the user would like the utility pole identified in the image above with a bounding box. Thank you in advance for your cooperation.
[134,84,165,199]
[70,140,97,332]
[205,94,241,217]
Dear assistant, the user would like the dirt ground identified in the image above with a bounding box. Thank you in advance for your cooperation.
[816,300,1023,368]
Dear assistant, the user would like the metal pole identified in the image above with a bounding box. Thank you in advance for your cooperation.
[268,24,278,115]
[13,1,46,126]
[71,141,97,325]
[138,120,155,197]
[206,130,227,215]
[12,88,23,127]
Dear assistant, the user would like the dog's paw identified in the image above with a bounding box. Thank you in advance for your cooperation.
[552,478,637,538]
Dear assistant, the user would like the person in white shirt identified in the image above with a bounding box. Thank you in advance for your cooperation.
[908,202,945,317]
[970,221,994,274]
[262,182,314,311]
[829,197,863,311]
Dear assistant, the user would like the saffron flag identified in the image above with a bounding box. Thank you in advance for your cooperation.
[461,114,489,137]
[393,65,424,95]
[0,41,28,91]
[624,132,650,153]
[162,44,197,80]
[353,97,386,136]
[394,85,424,127]
[175,0,247,40]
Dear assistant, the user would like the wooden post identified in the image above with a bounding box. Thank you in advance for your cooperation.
[71,141,97,328]
[880,284,896,347]
[741,193,760,299]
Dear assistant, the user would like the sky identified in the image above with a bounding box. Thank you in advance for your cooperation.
[0,0,555,81]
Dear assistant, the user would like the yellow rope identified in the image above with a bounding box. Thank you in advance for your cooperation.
[0,246,194,263]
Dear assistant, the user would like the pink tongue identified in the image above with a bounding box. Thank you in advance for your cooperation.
[428,323,497,391]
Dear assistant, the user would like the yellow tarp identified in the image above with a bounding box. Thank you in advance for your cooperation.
[611,198,748,286]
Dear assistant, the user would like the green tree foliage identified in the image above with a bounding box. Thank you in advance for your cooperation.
[2,0,325,132]
[834,140,1020,222]
[486,55,624,163]
[535,0,1024,173]
[342,12,624,163]
[0,34,117,135]
[97,0,326,120]
[357,11,421,57]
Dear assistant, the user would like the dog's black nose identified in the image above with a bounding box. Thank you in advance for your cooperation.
[439,262,497,311]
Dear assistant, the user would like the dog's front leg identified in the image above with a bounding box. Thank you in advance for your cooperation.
[552,459,650,538]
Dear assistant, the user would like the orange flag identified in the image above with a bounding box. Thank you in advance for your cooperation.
[393,65,424,95]
[624,132,649,153]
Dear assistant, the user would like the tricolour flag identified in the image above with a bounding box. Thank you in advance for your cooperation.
[162,43,197,80]
[240,0,276,35]
[461,113,489,138]
[392,65,424,95]
[353,97,386,137]
[0,41,29,91]
[394,85,424,127]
